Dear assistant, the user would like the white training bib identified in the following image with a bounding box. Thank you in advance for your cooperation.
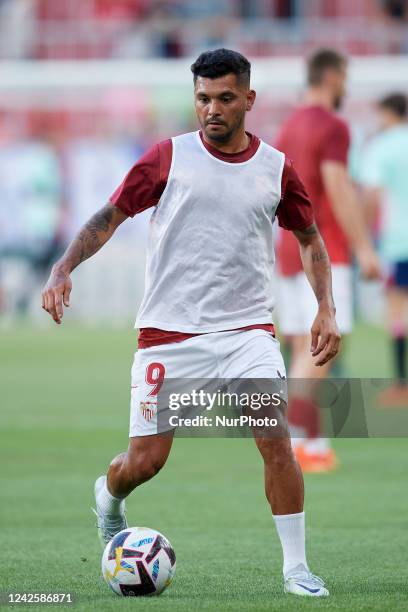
[136,131,285,333]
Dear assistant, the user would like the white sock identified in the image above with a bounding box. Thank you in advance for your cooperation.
[304,437,330,455]
[96,477,125,517]
[289,426,306,449]
[273,511,309,576]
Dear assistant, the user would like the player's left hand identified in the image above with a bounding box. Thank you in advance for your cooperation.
[310,306,341,367]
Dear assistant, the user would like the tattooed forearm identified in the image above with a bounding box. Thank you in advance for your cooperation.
[54,203,123,274]
[75,205,114,266]
[311,249,329,264]
[297,223,318,237]
[294,224,335,309]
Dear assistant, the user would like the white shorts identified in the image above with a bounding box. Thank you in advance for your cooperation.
[276,264,352,336]
[129,328,286,437]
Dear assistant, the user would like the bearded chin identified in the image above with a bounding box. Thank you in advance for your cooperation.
[204,116,244,143]
[334,95,343,110]
[205,126,234,143]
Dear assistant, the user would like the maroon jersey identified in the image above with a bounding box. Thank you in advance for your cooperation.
[275,105,350,276]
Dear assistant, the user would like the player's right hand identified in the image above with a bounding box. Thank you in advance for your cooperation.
[41,266,72,325]
[357,247,382,281]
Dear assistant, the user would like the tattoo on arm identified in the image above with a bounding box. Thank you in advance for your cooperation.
[297,223,318,237]
[295,224,329,264]
[311,249,329,264]
[58,203,119,272]
[76,204,114,265]
[294,223,333,306]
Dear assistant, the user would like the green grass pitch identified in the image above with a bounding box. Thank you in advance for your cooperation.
[1,323,407,611]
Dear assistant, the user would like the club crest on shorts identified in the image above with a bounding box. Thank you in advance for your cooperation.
[140,401,156,422]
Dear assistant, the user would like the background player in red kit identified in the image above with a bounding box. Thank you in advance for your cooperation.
[42,49,340,597]
[275,49,380,472]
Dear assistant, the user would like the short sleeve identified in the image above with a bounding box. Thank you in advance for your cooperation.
[110,139,172,217]
[276,158,315,230]
[321,119,350,165]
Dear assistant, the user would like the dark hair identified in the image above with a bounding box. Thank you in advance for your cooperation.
[378,92,407,118]
[307,48,347,86]
[191,48,251,87]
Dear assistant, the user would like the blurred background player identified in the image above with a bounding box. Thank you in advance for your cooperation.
[275,48,381,472]
[361,93,408,405]
[0,113,63,321]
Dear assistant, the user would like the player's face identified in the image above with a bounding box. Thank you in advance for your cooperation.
[194,74,256,143]
[377,107,397,130]
[331,65,347,110]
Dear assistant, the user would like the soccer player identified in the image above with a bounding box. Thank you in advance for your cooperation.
[42,49,340,597]
[275,49,380,472]
[361,93,408,404]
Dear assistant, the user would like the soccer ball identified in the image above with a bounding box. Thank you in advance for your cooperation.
[101,526,176,596]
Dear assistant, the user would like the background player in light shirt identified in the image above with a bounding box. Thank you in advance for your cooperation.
[42,49,340,597]
[275,49,381,472]
[361,93,408,405]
